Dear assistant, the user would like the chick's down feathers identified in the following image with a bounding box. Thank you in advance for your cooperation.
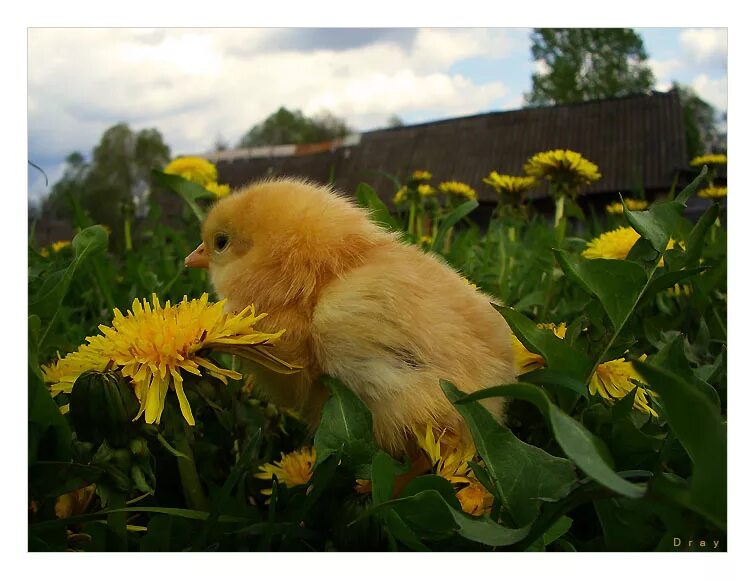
[193,178,516,455]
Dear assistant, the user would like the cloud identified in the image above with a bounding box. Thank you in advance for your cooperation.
[680,28,727,69]
[691,73,728,111]
[28,28,521,166]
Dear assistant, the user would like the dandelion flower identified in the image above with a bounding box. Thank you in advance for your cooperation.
[414,424,476,485]
[698,186,727,199]
[204,181,231,198]
[164,156,218,187]
[512,327,657,416]
[256,447,315,495]
[690,154,727,167]
[413,424,492,515]
[524,149,601,189]
[456,480,494,517]
[419,235,433,247]
[51,240,72,252]
[412,170,432,181]
[393,186,408,205]
[589,357,657,417]
[582,227,683,264]
[483,172,538,195]
[582,227,640,260]
[439,181,477,201]
[42,294,294,426]
[606,199,648,214]
[417,184,436,198]
[41,240,71,257]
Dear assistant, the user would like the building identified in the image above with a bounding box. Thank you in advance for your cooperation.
[209,90,695,215]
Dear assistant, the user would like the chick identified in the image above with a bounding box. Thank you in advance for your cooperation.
[185,178,515,455]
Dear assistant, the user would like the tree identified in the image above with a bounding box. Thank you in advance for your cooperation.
[386,114,404,129]
[674,83,726,158]
[525,28,655,106]
[43,124,171,245]
[238,107,352,148]
[44,152,89,221]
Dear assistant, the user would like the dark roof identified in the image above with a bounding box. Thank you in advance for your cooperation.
[216,90,689,203]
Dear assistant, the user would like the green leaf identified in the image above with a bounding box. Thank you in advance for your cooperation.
[495,305,592,384]
[371,450,405,505]
[366,489,530,546]
[623,197,683,253]
[151,169,213,222]
[355,182,401,232]
[675,165,708,205]
[684,203,719,267]
[640,267,708,303]
[554,250,647,330]
[313,376,377,475]
[30,225,108,321]
[433,200,479,253]
[457,383,645,499]
[651,334,720,410]
[440,381,576,526]
[633,361,726,529]
[29,372,71,464]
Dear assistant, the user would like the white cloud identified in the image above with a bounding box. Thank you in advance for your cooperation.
[680,28,727,68]
[691,73,728,111]
[28,28,521,166]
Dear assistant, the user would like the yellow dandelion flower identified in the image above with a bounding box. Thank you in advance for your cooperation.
[204,181,231,198]
[690,154,727,167]
[698,186,727,199]
[483,172,538,195]
[582,227,683,264]
[414,424,476,484]
[393,186,408,205]
[51,240,71,252]
[524,149,601,190]
[512,323,567,375]
[419,235,433,246]
[512,327,657,416]
[589,357,657,417]
[606,199,648,214]
[582,227,640,260]
[164,156,218,187]
[456,480,494,517]
[412,170,432,181]
[418,184,436,198]
[438,181,477,201]
[42,294,295,426]
[256,447,315,494]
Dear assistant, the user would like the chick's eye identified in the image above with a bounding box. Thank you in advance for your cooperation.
[214,233,230,253]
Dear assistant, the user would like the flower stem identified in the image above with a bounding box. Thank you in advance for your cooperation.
[174,422,209,511]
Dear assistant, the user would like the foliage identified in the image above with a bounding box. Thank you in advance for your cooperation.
[674,82,727,158]
[525,28,655,106]
[41,123,171,251]
[237,107,352,148]
[28,150,726,552]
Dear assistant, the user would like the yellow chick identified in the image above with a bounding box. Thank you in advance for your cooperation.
[185,178,515,455]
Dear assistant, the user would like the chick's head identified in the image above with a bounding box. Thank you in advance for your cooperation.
[186,178,389,311]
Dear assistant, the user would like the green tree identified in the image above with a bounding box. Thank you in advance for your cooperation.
[674,83,726,158]
[238,107,352,147]
[43,124,171,247]
[43,152,89,221]
[525,28,655,106]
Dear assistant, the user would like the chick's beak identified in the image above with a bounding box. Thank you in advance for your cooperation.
[185,243,209,269]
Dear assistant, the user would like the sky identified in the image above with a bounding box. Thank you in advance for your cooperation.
[27,27,728,205]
